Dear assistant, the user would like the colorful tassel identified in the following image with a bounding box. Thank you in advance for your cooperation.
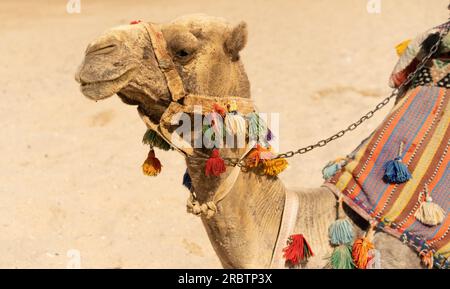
[395,39,412,57]
[143,129,172,151]
[330,244,355,269]
[414,185,445,226]
[366,249,381,269]
[283,234,314,266]
[329,198,354,245]
[383,142,412,184]
[142,149,162,176]
[226,100,238,113]
[419,249,434,269]
[261,158,288,176]
[245,144,272,168]
[247,112,268,141]
[182,169,192,190]
[203,115,225,143]
[266,129,274,141]
[213,103,227,117]
[205,149,226,177]
[322,157,346,180]
[224,113,246,136]
[352,225,376,269]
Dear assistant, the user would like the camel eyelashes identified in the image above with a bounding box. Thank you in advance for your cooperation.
[176,49,189,57]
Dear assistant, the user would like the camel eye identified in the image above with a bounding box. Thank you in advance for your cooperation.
[176,49,189,58]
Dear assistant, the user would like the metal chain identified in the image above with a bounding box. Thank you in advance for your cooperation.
[224,28,448,168]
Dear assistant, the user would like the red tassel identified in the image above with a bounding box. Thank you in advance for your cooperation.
[130,20,142,25]
[213,103,227,118]
[205,149,226,177]
[282,234,314,266]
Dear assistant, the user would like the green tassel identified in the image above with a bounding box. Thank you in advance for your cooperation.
[330,244,355,269]
[142,129,172,151]
[247,112,268,141]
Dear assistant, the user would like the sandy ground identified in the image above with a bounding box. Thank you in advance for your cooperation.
[0,0,448,268]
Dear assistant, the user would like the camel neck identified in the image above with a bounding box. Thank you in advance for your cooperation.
[185,155,286,268]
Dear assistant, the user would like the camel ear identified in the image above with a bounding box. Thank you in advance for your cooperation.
[224,21,248,61]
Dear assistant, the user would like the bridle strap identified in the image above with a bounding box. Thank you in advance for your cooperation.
[269,190,299,268]
[143,22,186,102]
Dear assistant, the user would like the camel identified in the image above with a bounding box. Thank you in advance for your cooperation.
[75,15,424,268]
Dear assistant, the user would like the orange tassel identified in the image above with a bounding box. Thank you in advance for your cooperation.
[245,144,272,168]
[419,249,434,269]
[352,225,375,269]
[205,149,226,177]
[142,149,162,176]
[283,234,314,266]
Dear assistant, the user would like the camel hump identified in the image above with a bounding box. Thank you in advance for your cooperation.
[389,21,450,89]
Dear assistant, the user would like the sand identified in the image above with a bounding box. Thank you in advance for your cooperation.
[0,0,448,268]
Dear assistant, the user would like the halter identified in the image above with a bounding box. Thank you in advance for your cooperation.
[139,22,255,156]
[139,21,266,216]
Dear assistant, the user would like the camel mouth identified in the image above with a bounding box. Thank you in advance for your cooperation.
[79,69,136,100]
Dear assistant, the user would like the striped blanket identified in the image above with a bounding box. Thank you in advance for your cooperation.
[325,30,450,268]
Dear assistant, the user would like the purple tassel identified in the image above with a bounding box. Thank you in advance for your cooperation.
[266,129,274,141]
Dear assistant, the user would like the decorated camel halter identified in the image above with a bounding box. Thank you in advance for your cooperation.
[133,20,449,269]
[136,21,288,215]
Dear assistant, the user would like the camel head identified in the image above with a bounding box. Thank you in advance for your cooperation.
[75,14,250,123]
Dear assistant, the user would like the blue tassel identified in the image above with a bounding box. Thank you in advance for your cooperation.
[329,197,354,246]
[182,169,192,190]
[383,157,412,184]
[322,162,341,180]
[329,219,355,245]
[322,158,346,180]
[383,142,412,184]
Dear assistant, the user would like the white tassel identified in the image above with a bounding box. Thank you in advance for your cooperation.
[225,113,246,136]
[414,185,445,226]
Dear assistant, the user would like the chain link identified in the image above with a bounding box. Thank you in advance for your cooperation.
[223,28,448,167]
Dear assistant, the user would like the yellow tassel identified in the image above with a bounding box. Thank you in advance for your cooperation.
[142,149,162,176]
[414,185,445,226]
[261,158,288,176]
[395,39,412,57]
[226,100,238,113]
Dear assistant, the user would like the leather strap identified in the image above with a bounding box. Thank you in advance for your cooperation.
[143,23,186,102]
[212,145,254,204]
[269,190,299,269]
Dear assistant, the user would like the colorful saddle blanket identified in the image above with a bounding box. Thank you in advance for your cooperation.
[325,30,450,268]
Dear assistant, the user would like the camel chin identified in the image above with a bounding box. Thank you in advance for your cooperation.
[79,70,135,101]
